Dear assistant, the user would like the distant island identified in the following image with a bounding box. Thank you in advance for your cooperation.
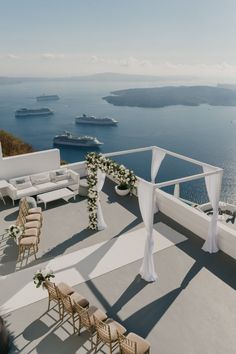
[103,85,236,108]
[0,73,197,85]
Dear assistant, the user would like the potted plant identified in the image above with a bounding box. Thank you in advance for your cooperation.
[115,182,130,196]
[33,267,55,289]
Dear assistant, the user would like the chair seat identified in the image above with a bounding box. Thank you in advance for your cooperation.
[22,228,39,237]
[71,292,89,309]
[24,221,41,229]
[20,236,38,245]
[57,282,74,296]
[88,306,107,325]
[105,319,126,341]
[28,207,42,214]
[26,214,42,222]
[126,333,150,354]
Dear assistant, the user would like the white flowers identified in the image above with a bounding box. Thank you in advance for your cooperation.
[86,152,137,230]
[33,267,55,288]
[3,224,24,245]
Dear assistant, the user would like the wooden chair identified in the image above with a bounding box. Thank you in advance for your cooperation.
[19,199,42,225]
[74,302,107,349]
[16,209,41,230]
[94,317,126,354]
[44,281,63,320]
[20,197,42,215]
[18,235,38,261]
[58,290,89,333]
[117,332,150,354]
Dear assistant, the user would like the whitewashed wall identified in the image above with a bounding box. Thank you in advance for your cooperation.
[63,161,87,177]
[0,149,60,180]
[156,189,236,260]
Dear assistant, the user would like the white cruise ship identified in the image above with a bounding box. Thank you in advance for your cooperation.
[75,114,118,126]
[15,108,53,117]
[53,131,103,147]
[36,94,60,102]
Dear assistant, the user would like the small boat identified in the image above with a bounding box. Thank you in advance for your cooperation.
[53,131,103,147]
[15,108,53,117]
[75,114,118,126]
[36,95,60,101]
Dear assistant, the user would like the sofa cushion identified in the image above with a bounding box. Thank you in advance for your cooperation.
[35,182,57,193]
[55,180,70,188]
[31,172,51,185]
[17,186,38,198]
[50,169,69,182]
[10,176,32,190]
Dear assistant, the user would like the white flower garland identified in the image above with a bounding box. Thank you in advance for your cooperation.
[86,152,137,230]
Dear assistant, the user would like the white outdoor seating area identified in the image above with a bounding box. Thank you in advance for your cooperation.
[0,146,236,353]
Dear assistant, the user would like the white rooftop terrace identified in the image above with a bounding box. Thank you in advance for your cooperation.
[0,146,236,354]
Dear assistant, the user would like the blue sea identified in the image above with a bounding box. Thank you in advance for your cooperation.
[0,79,236,204]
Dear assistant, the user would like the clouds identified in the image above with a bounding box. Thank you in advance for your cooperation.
[90,55,152,68]
[41,53,65,60]
[1,51,236,80]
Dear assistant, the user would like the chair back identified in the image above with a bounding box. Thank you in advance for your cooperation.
[16,209,26,226]
[74,303,92,329]
[94,317,111,343]
[117,332,137,354]
[20,198,29,214]
[59,292,74,314]
[44,281,60,302]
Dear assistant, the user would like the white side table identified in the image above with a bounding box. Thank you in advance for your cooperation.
[0,180,10,205]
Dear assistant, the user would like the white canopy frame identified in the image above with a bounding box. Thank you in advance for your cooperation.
[101,146,223,281]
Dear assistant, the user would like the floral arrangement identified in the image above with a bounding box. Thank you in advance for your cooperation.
[86,152,137,229]
[33,267,55,288]
[2,224,24,244]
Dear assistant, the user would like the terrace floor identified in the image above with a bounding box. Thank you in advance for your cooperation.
[0,179,236,354]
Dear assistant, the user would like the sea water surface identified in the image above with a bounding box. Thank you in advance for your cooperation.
[0,80,236,204]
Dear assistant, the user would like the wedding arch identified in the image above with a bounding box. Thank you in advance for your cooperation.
[86,152,137,230]
[85,147,223,282]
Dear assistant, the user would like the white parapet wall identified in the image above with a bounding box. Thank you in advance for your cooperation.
[0,149,61,180]
[156,189,236,260]
[63,161,87,178]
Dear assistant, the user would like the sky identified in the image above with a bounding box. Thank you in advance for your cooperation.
[0,0,236,79]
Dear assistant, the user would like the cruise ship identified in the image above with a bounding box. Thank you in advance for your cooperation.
[75,114,118,125]
[15,108,53,117]
[36,95,60,102]
[53,131,103,147]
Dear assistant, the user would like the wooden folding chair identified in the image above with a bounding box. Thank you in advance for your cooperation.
[74,302,107,349]
[58,290,89,334]
[117,332,150,354]
[94,317,126,354]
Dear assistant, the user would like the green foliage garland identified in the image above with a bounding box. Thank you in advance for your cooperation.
[86,152,137,230]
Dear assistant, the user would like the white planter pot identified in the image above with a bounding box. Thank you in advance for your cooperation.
[115,185,130,196]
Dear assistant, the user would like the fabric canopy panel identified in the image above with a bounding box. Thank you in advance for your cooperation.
[138,179,157,282]
[202,166,223,253]
[151,147,166,183]
[151,147,166,213]
[96,169,107,231]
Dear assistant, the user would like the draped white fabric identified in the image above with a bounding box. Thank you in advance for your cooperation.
[96,169,107,231]
[151,147,166,213]
[202,166,222,253]
[151,147,166,183]
[138,179,157,282]
[174,183,180,198]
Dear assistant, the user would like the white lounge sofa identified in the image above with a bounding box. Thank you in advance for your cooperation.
[7,168,80,205]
